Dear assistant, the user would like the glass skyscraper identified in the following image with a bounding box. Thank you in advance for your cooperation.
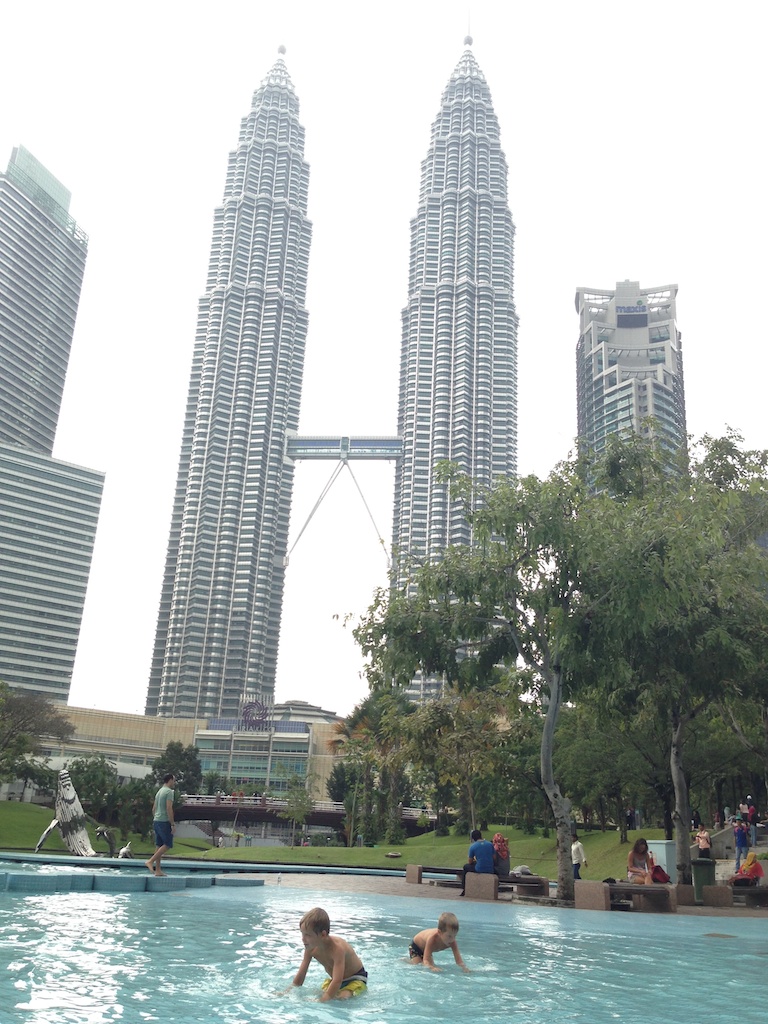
[392,41,518,578]
[148,42,517,717]
[146,52,311,719]
[1,147,89,453]
[0,147,103,701]
[575,280,686,457]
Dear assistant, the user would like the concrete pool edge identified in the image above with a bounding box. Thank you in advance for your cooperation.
[2,853,765,917]
[0,851,405,875]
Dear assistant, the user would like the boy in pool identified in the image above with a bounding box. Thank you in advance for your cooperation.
[408,911,469,972]
[292,907,368,1000]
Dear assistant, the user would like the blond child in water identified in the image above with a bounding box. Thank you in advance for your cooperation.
[291,907,368,1001]
[408,911,469,972]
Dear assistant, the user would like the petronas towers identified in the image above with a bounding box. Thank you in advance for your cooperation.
[393,44,517,564]
[146,53,311,718]
[147,41,517,718]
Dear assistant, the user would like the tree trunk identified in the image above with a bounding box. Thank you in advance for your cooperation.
[539,668,573,901]
[616,798,627,844]
[464,780,477,832]
[670,711,693,885]
[597,797,608,831]
[346,784,358,848]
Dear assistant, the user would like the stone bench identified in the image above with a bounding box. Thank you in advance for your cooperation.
[742,887,768,909]
[405,868,548,901]
[575,879,676,912]
[405,864,549,900]
[406,865,461,884]
[503,873,550,897]
[702,883,733,908]
[465,872,498,899]
[463,871,551,900]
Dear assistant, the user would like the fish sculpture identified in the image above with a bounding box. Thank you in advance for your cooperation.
[34,769,97,857]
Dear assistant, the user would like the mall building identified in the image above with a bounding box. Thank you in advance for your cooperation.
[3,700,341,802]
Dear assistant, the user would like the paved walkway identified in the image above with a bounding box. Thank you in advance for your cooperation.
[263,866,767,919]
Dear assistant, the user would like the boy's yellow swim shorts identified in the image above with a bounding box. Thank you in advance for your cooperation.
[321,976,368,997]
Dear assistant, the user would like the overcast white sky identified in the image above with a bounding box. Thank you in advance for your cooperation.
[2,1,766,719]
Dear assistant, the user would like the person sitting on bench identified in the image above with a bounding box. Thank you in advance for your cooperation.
[459,830,495,895]
[627,837,655,884]
[727,851,765,887]
[492,833,510,878]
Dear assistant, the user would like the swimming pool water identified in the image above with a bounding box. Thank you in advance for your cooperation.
[1,884,766,1023]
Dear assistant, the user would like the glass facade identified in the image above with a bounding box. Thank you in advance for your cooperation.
[0,149,88,454]
[575,282,687,459]
[0,147,102,702]
[146,54,312,719]
[392,43,518,577]
[0,445,103,700]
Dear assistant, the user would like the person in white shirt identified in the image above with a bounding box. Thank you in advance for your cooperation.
[571,834,587,880]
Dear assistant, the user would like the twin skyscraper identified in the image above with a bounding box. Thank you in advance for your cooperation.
[0,42,686,713]
[145,41,519,720]
[145,42,686,721]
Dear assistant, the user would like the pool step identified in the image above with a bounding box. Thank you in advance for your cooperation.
[0,871,264,895]
[213,874,266,887]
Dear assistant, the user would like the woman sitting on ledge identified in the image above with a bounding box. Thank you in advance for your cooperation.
[727,851,765,887]
[493,833,510,878]
[627,838,655,884]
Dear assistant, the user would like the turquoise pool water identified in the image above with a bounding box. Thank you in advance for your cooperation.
[1,884,766,1023]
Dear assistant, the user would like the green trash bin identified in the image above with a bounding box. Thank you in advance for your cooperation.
[690,857,716,904]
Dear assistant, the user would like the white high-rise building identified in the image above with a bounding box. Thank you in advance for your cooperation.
[146,53,312,719]
[392,40,518,579]
[575,280,686,458]
[0,147,103,701]
[148,41,518,716]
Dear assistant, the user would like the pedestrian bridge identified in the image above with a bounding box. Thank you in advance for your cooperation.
[285,435,402,461]
[177,794,434,835]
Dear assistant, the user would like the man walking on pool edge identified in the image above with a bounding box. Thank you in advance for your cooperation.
[146,772,176,875]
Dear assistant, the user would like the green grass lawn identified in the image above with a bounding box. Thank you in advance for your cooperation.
[0,802,666,881]
[0,803,209,861]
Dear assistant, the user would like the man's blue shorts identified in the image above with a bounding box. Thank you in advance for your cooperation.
[153,821,173,849]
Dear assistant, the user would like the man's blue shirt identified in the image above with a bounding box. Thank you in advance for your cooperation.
[468,839,495,873]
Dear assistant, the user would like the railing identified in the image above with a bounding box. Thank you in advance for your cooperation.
[181,794,435,820]
[183,794,342,812]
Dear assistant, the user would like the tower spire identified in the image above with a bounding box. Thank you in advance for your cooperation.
[392,47,518,610]
[147,56,312,718]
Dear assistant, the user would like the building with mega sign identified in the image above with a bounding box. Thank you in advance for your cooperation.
[575,280,686,458]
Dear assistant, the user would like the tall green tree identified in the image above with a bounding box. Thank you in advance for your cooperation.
[404,685,517,832]
[554,705,645,836]
[117,776,156,841]
[355,433,768,896]
[202,770,232,796]
[66,753,119,817]
[328,700,377,845]
[0,683,73,782]
[582,432,768,881]
[329,690,415,845]
[715,697,768,802]
[276,772,314,846]
[325,761,349,803]
[150,742,202,795]
[356,460,597,899]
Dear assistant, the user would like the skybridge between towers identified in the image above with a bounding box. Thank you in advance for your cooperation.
[282,435,402,568]
[285,435,402,461]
